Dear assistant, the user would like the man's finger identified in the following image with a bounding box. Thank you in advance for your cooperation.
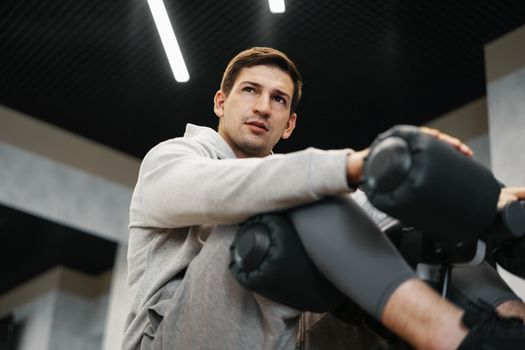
[419,126,473,157]
[502,187,525,200]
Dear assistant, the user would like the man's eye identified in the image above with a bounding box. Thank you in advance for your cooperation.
[273,96,286,104]
[243,87,255,93]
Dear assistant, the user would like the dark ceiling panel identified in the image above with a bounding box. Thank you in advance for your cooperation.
[1,0,525,156]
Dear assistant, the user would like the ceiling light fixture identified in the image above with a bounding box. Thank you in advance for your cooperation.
[147,0,190,82]
[268,0,285,13]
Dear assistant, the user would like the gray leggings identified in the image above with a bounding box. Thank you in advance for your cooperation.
[288,195,519,320]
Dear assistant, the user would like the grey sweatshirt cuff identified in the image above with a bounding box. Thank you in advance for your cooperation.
[307,148,355,197]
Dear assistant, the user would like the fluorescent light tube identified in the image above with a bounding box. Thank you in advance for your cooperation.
[147,0,190,82]
[268,0,285,13]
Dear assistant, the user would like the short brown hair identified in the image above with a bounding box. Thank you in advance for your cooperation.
[220,47,303,114]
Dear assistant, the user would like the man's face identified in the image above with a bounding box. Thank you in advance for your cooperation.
[214,65,297,158]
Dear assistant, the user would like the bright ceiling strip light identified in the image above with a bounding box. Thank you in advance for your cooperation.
[147,0,190,82]
[268,0,285,13]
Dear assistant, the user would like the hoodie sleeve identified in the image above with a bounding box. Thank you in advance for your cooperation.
[130,138,354,228]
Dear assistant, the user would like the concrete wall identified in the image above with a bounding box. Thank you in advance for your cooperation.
[486,65,525,186]
[485,25,525,298]
[0,106,136,244]
[0,267,111,350]
[0,105,137,350]
[425,97,491,168]
[101,244,133,350]
[14,292,55,350]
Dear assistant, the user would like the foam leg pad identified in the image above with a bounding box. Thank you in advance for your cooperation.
[229,213,346,312]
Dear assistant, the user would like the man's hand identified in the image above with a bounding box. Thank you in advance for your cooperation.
[415,128,525,210]
[419,126,474,157]
[345,127,474,187]
[346,149,369,187]
[419,127,525,210]
[498,187,525,210]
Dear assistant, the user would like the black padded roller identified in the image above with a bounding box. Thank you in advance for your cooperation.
[361,125,501,244]
[229,213,346,312]
[487,201,525,278]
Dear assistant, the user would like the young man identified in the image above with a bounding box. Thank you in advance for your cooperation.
[123,47,525,350]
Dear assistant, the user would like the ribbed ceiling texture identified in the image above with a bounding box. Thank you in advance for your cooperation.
[1,0,525,294]
[2,0,525,157]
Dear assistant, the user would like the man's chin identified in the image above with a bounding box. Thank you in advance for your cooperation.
[238,139,271,157]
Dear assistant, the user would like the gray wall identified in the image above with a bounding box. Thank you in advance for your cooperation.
[0,267,111,350]
[485,25,525,298]
[0,106,136,350]
[0,140,132,243]
[487,66,525,186]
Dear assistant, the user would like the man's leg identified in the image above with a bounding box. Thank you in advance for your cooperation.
[288,197,468,349]
[451,262,525,322]
[382,278,467,350]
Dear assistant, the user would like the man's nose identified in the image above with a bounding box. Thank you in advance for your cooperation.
[253,94,271,117]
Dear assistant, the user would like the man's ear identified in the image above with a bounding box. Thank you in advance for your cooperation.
[213,90,225,118]
[281,113,297,140]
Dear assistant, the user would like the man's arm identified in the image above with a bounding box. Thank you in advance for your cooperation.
[132,139,354,228]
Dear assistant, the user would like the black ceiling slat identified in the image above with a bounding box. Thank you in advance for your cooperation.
[1,1,93,96]
[0,0,53,76]
[0,0,27,30]
[0,0,99,96]
[35,2,127,100]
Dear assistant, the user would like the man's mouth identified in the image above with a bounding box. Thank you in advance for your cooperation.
[246,120,269,132]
